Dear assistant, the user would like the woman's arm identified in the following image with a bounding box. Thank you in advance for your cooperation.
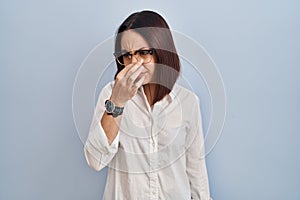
[84,59,146,171]
[84,83,121,171]
[101,101,123,145]
[101,58,146,145]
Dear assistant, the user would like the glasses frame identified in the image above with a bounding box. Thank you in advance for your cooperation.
[113,48,156,66]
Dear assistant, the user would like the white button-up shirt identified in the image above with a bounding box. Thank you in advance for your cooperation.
[84,81,212,200]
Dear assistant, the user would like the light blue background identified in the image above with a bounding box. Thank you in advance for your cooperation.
[1,0,299,200]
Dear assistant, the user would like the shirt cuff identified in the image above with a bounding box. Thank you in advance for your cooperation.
[86,119,120,155]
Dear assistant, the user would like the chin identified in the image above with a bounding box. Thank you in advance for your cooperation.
[141,76,150,85]
[142,80,148,86]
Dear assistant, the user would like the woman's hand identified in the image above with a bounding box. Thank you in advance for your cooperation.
[110,59,146,107]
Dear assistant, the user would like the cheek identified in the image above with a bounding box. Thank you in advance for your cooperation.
[144,63,155,74]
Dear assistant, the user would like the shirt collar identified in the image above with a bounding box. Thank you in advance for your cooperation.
[138,84,177,103]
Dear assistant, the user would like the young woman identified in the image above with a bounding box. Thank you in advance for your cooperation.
[84,10,212,200]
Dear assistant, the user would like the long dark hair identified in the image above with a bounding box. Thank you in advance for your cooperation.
[114,10,180,105]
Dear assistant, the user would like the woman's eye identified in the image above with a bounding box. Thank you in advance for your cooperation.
[123,53,131,58]
[139,50,149,55]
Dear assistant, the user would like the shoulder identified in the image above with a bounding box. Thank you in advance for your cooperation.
[103,80,115,90]
[171,83,202,122]
[100,80,115,94]
[96,81,115,102]
[171,82,200,104]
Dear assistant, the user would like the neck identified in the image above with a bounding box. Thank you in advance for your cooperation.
[143,84,156,106]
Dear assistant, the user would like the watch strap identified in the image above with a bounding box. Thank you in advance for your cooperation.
[112,106,124,117]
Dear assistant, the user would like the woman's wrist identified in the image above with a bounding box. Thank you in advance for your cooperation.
[109,96,126,107]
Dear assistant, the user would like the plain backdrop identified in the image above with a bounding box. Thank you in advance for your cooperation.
[1,0,299,200]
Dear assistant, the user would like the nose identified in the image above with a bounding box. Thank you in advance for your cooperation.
[130,54,140,63]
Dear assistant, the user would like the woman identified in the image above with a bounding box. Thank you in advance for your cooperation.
[84,10,212,200]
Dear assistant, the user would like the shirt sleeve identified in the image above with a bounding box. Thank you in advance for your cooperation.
[185,94,212,200]
[84,81,120,172]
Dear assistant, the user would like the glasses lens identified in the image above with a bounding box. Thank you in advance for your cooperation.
[138,50,153,64]
[122,52,131,64]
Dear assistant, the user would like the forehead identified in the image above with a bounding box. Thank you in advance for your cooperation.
[120,30,149,51]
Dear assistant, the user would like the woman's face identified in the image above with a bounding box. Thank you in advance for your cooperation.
[120,30,155,85]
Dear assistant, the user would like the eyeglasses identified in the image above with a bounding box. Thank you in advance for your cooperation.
[113,48,156,66]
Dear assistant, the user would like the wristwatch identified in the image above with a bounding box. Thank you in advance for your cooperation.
[105,99,124,118]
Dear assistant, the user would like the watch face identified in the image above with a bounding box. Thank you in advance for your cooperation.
[105,100,114,113]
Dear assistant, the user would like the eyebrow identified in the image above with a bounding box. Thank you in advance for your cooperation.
[121,47,149,52]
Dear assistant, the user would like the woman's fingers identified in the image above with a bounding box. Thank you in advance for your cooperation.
[112,59,145,103]
[117,63,136,79]
[124,59,144,78]
[127,65,145,85]
[117,59,143,80]
[133,74,145,89]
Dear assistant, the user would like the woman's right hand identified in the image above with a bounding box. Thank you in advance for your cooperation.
[109,59,146,107]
